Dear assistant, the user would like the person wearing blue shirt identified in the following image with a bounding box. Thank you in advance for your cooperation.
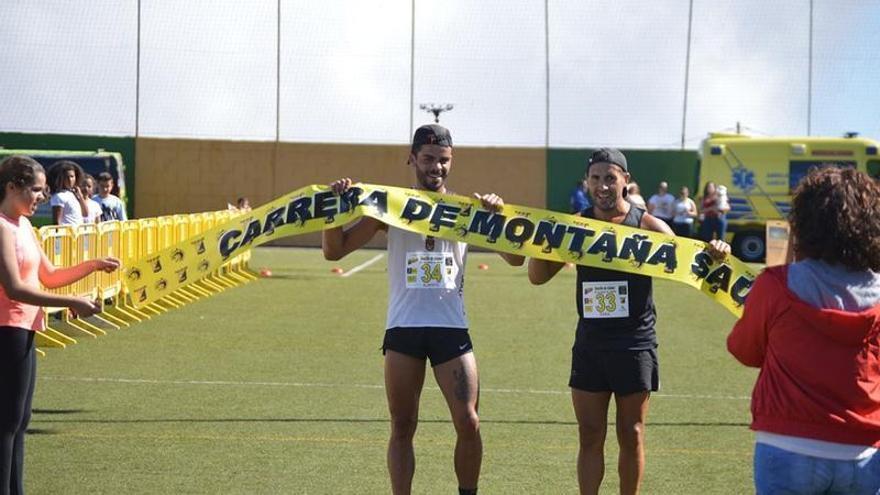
[93,172,127,221]
[570,177,590,213]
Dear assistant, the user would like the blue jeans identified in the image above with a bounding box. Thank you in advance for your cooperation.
[755,442,880,494]
[698,215,727,242]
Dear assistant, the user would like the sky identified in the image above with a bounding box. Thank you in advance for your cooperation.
[0,0,878,148]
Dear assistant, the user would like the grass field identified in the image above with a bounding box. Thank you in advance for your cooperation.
[28,246,757,494]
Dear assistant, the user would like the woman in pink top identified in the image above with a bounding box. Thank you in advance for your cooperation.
[0,156,119,495]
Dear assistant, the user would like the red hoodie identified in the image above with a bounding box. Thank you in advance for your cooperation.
[728,265,880,446]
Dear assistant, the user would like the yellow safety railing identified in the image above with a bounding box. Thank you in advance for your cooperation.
[69,222,107,336]
[115,219,153,322]
[31,210,255,355]
[95,221,129,329]
[33,227,74,350]
[136,217,170,314]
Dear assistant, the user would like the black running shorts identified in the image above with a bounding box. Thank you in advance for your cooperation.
[382,327,473,367]
[569,345,659,395]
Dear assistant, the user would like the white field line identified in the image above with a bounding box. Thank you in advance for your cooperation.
[340,253,384,278]
[40,376,749,400]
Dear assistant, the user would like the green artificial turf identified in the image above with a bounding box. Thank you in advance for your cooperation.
[28,247,757,494]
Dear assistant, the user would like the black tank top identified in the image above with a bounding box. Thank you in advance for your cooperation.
[575,205,657,350]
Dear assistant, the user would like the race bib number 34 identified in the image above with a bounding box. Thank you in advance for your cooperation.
[582,281,629,319]
[405,251,456,289]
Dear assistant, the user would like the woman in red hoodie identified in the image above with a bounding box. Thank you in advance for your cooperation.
[728,167,880,494]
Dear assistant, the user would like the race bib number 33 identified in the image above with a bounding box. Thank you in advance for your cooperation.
[582,281,629,319]
[405,251,456,289]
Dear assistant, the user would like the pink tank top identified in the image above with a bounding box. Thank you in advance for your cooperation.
[0,214,45,331]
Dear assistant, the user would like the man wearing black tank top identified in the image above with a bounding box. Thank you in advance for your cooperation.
[528,148,729,495]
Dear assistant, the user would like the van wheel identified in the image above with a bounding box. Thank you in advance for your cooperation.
[733,232,766,262]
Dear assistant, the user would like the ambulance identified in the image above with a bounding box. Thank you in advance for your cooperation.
[697,132,880,262]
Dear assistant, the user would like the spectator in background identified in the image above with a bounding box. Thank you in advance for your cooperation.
[48,161,86,226]
[671,186,698,238]
[626,182,646,209]
[727,167,880,494]
[698,181,729,242]
[570,177,590,213]
[228,197,251,213]
[93,172,127,221]
[80,174,102,224]
[647,181,675,226]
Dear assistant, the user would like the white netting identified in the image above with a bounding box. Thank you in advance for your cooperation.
[1,0,877,145]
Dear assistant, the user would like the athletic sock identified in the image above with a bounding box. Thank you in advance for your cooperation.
[459,488,477,495]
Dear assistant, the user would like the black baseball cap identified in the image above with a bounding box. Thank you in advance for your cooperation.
[588,147,628,172]
[411,124,453,152]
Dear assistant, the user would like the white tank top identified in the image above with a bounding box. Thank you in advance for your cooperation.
[386,226,468,330]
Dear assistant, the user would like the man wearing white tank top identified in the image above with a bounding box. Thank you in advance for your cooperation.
[322,125,523,495]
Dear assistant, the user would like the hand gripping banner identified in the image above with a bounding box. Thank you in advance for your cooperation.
[123,184,757,317]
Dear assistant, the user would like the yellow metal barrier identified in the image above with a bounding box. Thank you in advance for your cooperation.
[117,220,153,321]
[95,221,130,328]
[182,213,216,296]
[33,208,255,355]
[32,227,73,348]
[171,214,210,300]
[191,213,227,293]
[69,223,108,335]
[155,216,191,307]
[138,217,177,312]
[38,224,97,339]
[96,221,122,300]
[225,209,257,280]
[214,210,255,288]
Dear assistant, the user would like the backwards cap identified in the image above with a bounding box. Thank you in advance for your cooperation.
[587,147,628,172]
[411,124,453,152]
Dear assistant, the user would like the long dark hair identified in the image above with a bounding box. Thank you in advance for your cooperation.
[0,155,45,202]
[702,181,716,198]
[47,160,84,194]
[790,167,880,271]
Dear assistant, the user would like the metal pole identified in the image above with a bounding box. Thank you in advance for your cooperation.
[807,0,813,135]
[276,0,281,143]
[544,0,550,148]
[680,0,694,149]
[272,0,281,199]
[135,0,141,138]
[409,0,415,138]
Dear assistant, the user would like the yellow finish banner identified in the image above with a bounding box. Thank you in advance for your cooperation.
[123,184,757,316]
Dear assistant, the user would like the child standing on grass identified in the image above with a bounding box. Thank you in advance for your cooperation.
[0,156,119,495]
[47,160,86,226]
[93,172,127,221]
[80,174,103,224]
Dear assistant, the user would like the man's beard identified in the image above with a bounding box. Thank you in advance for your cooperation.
[417,170,446,191]
[592,192,620,211]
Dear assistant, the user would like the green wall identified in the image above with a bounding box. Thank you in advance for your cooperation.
[0,132,136,215]
[546,148,700,212]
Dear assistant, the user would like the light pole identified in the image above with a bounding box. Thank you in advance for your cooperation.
[419,103,454,123]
